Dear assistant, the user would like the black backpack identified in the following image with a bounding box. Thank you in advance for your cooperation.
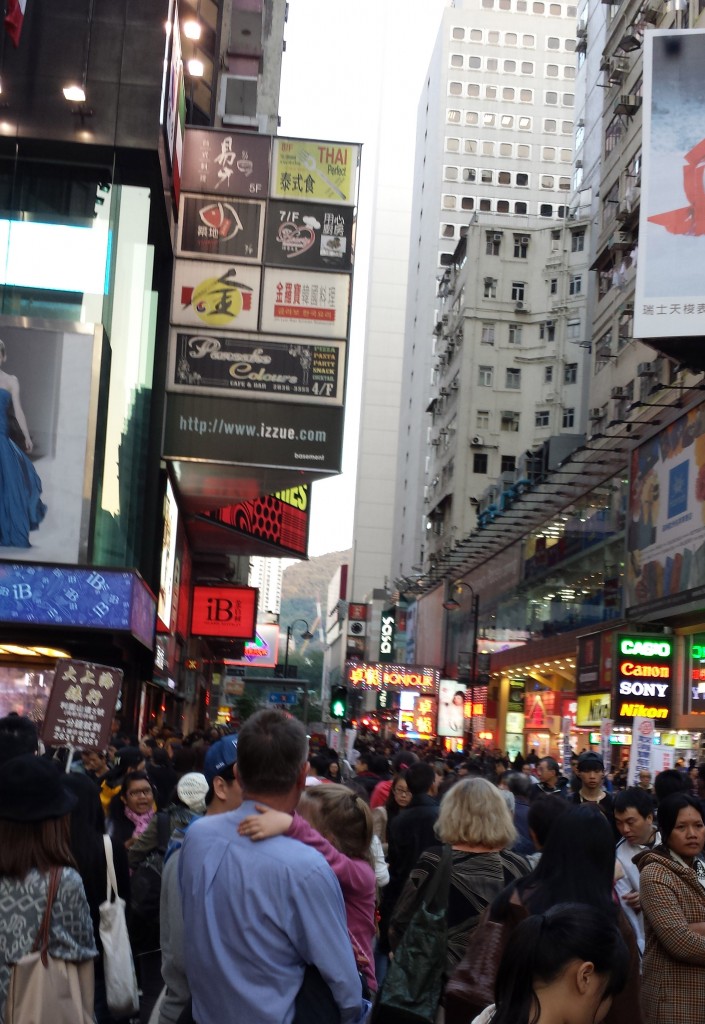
[129,811,171,921]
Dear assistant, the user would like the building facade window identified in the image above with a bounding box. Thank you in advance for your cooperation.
[544,365,553,383]
[562,407,575,428]
[513,234,529,258]
[506,367,522,389]
[540,321,556,342]
[535,409,550,426]
[501,455,516,472]
[481,322,496,344]
[473,452,489,473]
[479,365,494,386]
[569,274,582,295]
[484,278,497,298]
[486,232,501,255]
[476,410,490,429]
[511,281,525,301]
[501,410,520,431]
[564,362,578,384]
[508,324,523,345]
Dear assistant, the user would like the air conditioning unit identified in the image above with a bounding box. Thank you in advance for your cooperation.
[441,314,449,325]
[440,387,450,396]
[589,407,603,420]
[484,276,495,285]
[642,0,661,22]
[521,235,530,245]
[609,231,632,250]
[493,232,503,242]
[615,94,642,115]
[576,18,587,36]
[637,361,655,377]
[471,435,485,447]
[348,621,367,637]
[450,380,459,390]
[575,159,583,169]
[616,199,630,220]
[611,386,625,399]
[431,438,441,446]
[515,301,528,312]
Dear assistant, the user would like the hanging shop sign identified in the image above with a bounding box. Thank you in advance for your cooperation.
[172,260,261,333]
[167,330,345,405]
[687,633,705,715]
[180,128,271,198]
[576,693,612,729]
[379,607,396,663]
[414,696,438,737]
[260,268,351,340]
[615,633,673,724]
[346,662,439,693]
[178,194,265,263]
[191,585,258,640]
[264,200,354,272]
[271,139,360,206]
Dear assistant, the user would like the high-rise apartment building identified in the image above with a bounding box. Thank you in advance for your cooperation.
[391,0,589,581]
[248,557,284,619]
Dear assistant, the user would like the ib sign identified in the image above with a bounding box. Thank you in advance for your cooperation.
[615,634,673,725]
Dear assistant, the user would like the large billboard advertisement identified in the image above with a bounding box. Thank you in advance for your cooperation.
[0,322,100,564]
[163,393,344,472]
[167,331,345,405]
[204,484,310,557]
[438,679,467,737]
[626,400,705,614]
[635,30,705,340]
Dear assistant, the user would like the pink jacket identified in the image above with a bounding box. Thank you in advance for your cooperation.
[288,813,377,991]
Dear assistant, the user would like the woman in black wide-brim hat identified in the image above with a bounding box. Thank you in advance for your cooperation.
[0,754,97,1023]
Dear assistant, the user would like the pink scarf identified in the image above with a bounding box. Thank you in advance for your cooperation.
[124,805,154,838]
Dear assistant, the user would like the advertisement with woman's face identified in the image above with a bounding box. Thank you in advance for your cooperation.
[437,678,467,737]
[0,322,98,562]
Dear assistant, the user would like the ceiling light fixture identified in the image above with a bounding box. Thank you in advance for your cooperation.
[183,19,202,40]
[187,58,204,77]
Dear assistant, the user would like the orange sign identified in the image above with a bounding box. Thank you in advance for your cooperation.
[346,661,439,692]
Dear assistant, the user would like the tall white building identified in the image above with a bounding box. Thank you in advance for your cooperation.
[248,556,284,619]
[391,0,585,582]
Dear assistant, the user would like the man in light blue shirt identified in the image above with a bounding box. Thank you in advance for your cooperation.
[179,710,370,1024]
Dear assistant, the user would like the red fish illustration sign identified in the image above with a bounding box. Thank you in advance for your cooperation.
[178,194,265,262]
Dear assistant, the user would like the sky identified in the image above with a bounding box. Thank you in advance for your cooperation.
[278,0,447,556]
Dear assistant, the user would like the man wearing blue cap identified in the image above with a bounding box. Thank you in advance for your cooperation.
[179,710,369,1024]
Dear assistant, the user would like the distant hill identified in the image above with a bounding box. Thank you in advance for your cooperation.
[281,548,352,646]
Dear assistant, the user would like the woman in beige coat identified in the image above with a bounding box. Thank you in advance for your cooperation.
[638,792,705,1024]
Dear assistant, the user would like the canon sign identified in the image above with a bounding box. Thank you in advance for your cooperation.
[379,607,396,664]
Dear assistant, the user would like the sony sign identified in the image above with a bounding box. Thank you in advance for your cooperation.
[379,607,396,664]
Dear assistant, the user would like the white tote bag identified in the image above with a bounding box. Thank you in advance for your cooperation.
[99,835,140,1018]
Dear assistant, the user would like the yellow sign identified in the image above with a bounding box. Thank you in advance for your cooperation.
[272,139,359,205]
[576,693,612,728]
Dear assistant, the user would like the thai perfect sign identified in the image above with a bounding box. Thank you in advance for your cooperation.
[615,634,673,724]
[178,194,265,262]
[41,660,123,750]
[264,200,354,272]
[172,260,261,333]
[345,662,440,693]
[168,331,345,405]
[271,139,360,205]
[260,268,351,339]
[180,129,271,198]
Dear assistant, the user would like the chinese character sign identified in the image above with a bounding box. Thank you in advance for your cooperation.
[41,660,123,750]
[627,717,656,786]
[272,140,360,205]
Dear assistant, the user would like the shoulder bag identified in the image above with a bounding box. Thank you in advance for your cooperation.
[5,867,94,1024]
[100,834,140,1018]
[372,844,453,1024]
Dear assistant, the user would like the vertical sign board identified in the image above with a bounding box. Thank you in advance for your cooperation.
[635,30,705,341]
[614,634,674,727]
[438,679,467,738]
[378,607,396,664]
[41,661,123,750]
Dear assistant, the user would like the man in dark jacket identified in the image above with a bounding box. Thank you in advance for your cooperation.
[530,756,570,800]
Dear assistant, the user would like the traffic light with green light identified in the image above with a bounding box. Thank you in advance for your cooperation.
[330,685,348,719]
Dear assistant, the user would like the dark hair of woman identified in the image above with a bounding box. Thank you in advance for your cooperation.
[119,769,152,800]
[384,772,410,826]
[653,768,691,804]
[0,815,75,879]
[656,792,704,846]
[491,903,629,1024]
[494,805,616,918]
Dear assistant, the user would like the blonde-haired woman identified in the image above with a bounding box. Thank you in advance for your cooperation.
[389,777,531,972]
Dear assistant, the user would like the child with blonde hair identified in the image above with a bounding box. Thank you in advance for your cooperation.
[239,782,378,994]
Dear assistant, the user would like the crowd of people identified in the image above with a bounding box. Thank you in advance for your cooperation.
[1,710,705,1024]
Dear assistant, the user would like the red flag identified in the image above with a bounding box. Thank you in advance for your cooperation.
[5,0,27,47]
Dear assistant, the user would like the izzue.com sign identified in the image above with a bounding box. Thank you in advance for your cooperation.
[168,330,345,405]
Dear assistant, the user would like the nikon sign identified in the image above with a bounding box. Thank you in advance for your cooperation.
[615,634,673,726]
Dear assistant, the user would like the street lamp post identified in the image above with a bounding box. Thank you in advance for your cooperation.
[283,618,314,723]
[443,581,480,744]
